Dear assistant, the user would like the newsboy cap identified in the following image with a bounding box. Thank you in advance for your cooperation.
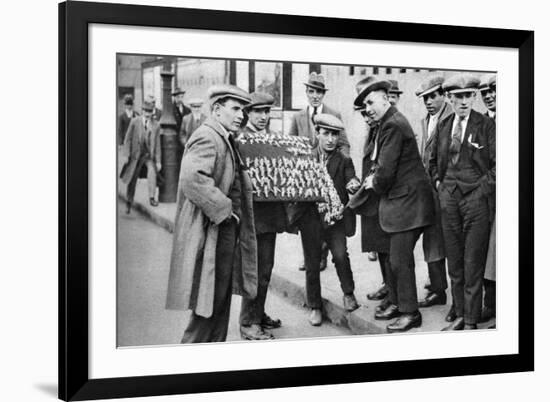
[388,79,403,95]
[415,74,445,97]
[478,74,497,91]
[172,87,186,96]
[443,73,481,94]
[304,72,328,92]
[207,84,251,105]
[123,94,134,106]
[246,92,275,110]
[353,76,392,107]
[141,100,154,111]
[314,113,345,132]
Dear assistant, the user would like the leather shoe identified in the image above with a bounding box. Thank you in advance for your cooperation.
[260,313,282,329]
[343,294,359,312]
[375,304,400,320]
[308,309,322,326]
[479,307,496,323]
[418,292,447,308]
[442,317,464,331]
[149,198,159,207]
[125,201,131,214]
[464,323,477,330]
[424,282,432,290]
[375,297,392,313]
[367,284,388,301]
[445,306,457,322]
[240,324,274,340]
[488,324,496,329]
[386,311,422,333]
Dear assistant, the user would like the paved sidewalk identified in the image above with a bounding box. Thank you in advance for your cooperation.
[118,178,495,335]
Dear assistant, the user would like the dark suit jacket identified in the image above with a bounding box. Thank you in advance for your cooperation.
[419,102,454,169]
[117,110,139,146]
[428,109,496,200]
[372,106,435,233]
[174,103,191,133]
[288,104,350,157]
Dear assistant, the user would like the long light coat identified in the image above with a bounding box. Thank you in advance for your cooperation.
[166,118,258,318]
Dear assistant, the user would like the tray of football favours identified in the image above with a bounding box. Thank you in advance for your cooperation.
[236,131,344,226]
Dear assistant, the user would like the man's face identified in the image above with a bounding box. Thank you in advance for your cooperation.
[248,107,271,131]
[449,91,476,118]
[364,90,390,122]
[359,109,375,126]
[481,88,496,112]
[175,94,186,105]
[306,87,326,108]
[213,98,246,132]
[142,109,153,119]
[388,93,400,106]
[423,91,446,116]
[317,127,339,152]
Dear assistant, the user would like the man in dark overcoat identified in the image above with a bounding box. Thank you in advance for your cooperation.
[414,74,453,313]
[119,100,161,212]
[357,77,435,333]
[117,94,139,146]
[429,73,495,330]
[238,92,288,340]
[166,84,258,343]
[179,98,207,150]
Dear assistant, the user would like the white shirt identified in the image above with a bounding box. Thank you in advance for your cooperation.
[308,104,323,118]
[427,105,445,139]
[125,109,133,119]
[451,112,471,143]
[487,110,496,119]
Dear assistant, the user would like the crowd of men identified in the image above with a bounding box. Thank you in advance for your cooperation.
[119,69,496,343]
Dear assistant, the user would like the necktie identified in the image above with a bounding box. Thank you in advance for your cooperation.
[449,117,464,165]
[311,106,318,126]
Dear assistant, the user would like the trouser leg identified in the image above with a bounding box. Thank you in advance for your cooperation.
[427,259,447,294]
[390,228,423,313]
[325,223,355,295]
[378,252,395,304]
[240,232,277,326]
[439,187,465,318]
[461,193,490,325]
[181,220,237,343]
[483,279,496,313]
[298,207,322,309]
[145,159,157,199]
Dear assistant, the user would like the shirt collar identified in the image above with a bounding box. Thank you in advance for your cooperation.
[308,104,323,116]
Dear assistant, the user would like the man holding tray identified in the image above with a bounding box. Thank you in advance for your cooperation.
[238,92,288,341]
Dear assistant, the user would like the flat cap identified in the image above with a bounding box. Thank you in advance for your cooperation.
[187,98,204,106]
[353,76,392,107]
[207,84,251,105]
[388,79,403,94]
[304,72,328,92]
[314,113,345,132]
[172,87,186,96]
[142,100,154,111]
[246,92,275,109]
[123,94,134,105]
[443,73,481,94]
[415,74,445,97]
[478,74,497,91]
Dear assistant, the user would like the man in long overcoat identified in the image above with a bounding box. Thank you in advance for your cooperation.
[358,77,435,333]
[119,100,161,212]
[166,84,258,343]
[117,94,139,146]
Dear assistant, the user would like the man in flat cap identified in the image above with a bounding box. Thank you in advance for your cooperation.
[117,94,139,146]
[238,92,287,340]
[289,72,350,272]
[289,113,361,326]
[388,79,403,107]
[179,98,207,150]
[166,84,258,343]
[429,73,495,330]
[414,74,453,315]
[358,76,435,333]
[479,74,497,327]
[120,100,161,212]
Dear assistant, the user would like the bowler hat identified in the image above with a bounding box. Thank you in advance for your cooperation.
[123,94,134,106]
[304,72,328,92]
[443,73,480,94]
[478,74,497,91]
[142,100,154,111]
[415,74,445,97]
[207,84,251,105]
[388,80,403,95]
[353,76,392,107]
[245,92,275,110]
[172,87,186,96]
[314,113,345,132]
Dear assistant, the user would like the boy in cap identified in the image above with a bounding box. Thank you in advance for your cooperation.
[166,84,259,343]
[117,94,139,146]
[358,76,435,333]
[414,74,453,313]
[429,73,495,330]
[179,98,207,149]
[238,92,288,340]
[120,100,161,212]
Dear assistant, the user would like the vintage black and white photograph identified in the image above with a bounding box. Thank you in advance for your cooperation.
[116,54,496,347]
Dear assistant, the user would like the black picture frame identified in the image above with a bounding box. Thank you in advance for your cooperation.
[59,1,534,400]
